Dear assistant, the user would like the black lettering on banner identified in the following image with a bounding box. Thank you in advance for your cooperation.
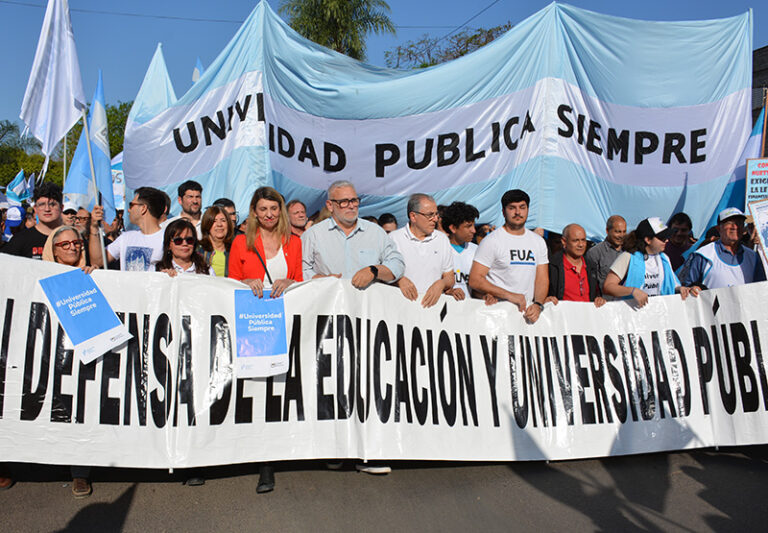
[394,325,413,423]
[617,335,638,421]
[480,335,500,427]
[122,313,149,426]
[277,127,295,158]
[75,359,96,424]
[298,138,319,167]
[690,129,706,163]
[521,111,536,138]
[375,144,399,178]
[51,325,74,423]
[576,113,585,145]
[731,322,758,412]
[356,319,371,423]
[337,315,356,421]
[265,375,282,423]
[201,111,226,146]
[490,122,501,152]
[509,335,528,429]
[21,302,51,421]
[100,351,121,426]
[604,336,627,423]
[693,326,714,414]
[316,314,334,420]
[557,105,573,137]
[634,131,659,164]
[663,132,686,164]
[465,128,485,162]
[0,299,14,418]
[268,122,275,151]
[235,378,253,424]
[407,139,433,170]
[503,117,519,150]
[586,336,612,423]
[235,94,252,122]
[173,315,196,426]
[586,120,602,155]
[712,325,737,414]
[150,313,173,428]
[323,142,346,172]
[525,337,547,427]
[750,321,768,410]
[410,327,428,425]
[607,129,630,163]
[437,133,460,167]
[666,329,691,417]
[283,315,305,422]
[651,332,676,419]
[572,335,595,424]
[455,333,478,427]
[209,315,232,426]
[541,338,558,426]
[551,336,574,426]
[629,334,656,421]
[373,321,392,423]
[437,331,457,426]
[426,330,439,424]
[173,122,198,153]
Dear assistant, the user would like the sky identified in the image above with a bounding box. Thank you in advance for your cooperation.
[1,0,767,129]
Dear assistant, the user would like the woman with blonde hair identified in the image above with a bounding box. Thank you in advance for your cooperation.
[228,186,303,298]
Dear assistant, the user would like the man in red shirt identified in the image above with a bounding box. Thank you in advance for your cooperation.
[546,223,605,307]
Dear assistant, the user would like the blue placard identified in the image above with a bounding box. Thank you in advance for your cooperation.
[39,269,123,345]
[234,289,288,358]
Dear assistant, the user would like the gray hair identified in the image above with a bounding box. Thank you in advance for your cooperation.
[328,180,356,196]
[407,193,434,216]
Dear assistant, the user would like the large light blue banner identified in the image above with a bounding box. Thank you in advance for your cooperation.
[124,2,753,239]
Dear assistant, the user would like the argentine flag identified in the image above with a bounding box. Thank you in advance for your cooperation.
[5,169,28,205]
[64,70,116,223]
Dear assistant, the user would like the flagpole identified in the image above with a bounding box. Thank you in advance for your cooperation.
[80,108,108,269]
[63,134,67,186]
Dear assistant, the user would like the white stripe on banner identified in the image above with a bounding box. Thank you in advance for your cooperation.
[1,255,768,468]
[125,73,749,193]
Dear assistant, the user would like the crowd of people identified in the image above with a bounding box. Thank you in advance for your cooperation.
[1,178,766,497]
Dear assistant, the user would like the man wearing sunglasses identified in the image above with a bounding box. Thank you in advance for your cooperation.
[545,224,605,308]
[90,187,166,271]
[2,182,63,260]
[389,193,454,308]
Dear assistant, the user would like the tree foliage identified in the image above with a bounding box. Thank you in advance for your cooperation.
[385,22,512,69]
[62,100,132,169]
[280,0,396,60]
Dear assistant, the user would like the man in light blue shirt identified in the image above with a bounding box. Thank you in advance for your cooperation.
[302,180,404,287]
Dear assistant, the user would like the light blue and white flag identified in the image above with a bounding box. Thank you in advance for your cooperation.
[192,57,205,83]
[124,2,754,238]
[64,70,116,223]
[25,173,35,201]
[20,0,86,172]
[6,169,28,204]
[111,152,125,210]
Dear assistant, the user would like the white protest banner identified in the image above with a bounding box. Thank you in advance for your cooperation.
[38,269,132,363]
[2,255,768,468]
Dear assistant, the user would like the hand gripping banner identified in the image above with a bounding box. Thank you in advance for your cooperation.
[2,255,768,468]
[123,2,753,239]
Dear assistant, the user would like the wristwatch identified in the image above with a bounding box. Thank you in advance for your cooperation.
[534,301,544,310]
[369,265,379,279]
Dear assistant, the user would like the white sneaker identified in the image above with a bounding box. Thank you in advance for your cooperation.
[355,462,391,475]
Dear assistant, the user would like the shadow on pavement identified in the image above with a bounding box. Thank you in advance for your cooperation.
[54,483,137,533]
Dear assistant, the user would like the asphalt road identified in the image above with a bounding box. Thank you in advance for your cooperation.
[2,446,767,532]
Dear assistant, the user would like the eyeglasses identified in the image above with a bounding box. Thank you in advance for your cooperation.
[74,216,91,223]
[414,211,439,220]
[36,201,60,210]
[129,201,145,210]
[330,197,360,208]
[171,236,196,246]
[54,239,83,250]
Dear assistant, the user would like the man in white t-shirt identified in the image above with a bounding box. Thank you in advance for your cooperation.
[441,201,480,300]
[390,194,454,308]
[469,189,549,323]
[163,180,203,238]
[90,187,166,271]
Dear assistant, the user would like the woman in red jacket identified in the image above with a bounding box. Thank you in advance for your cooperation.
[229,186,303,298]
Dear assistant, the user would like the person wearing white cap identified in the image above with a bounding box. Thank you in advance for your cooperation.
[603,217,697,306]
[62,201,78,227]
[678,207,766,289]
[1,205,26,245]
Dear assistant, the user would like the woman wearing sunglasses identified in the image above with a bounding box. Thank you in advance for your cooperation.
[41,226,95,498]
[156,219,213,276]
